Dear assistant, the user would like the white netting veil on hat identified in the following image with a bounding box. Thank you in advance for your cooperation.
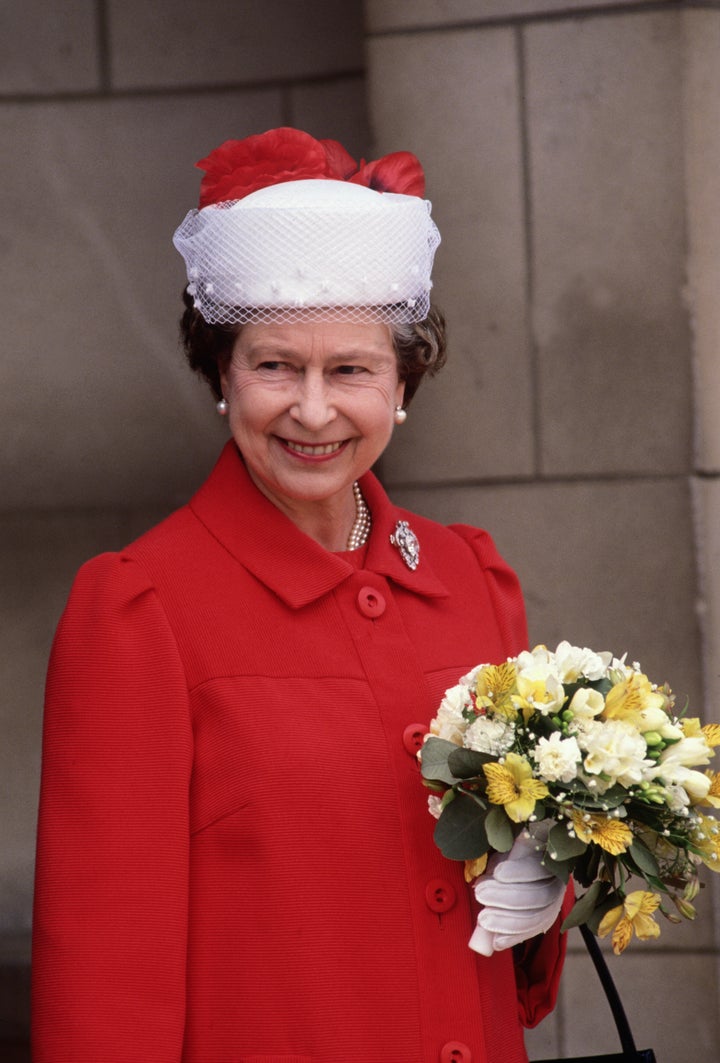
[173,179,441,326]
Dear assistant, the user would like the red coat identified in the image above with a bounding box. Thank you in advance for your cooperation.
[33,442,567,1063]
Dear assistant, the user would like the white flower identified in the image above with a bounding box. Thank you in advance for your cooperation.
[515,647,565,714]
[608,655,633,684]
[633,707,683,741]
[464,715,515,756]
[581,719,652,790]
[460,664,484,686]
[516,645,559,680]
[646,736,714,803]
[567,688,605,732]
[430,683,471,744]
[663,783,691,812]
[554,641,612,683]
[533,732,581,784]
[428,795,444,820]
[662,735,713,769]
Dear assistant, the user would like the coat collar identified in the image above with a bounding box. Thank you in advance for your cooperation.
[189,442,449,609]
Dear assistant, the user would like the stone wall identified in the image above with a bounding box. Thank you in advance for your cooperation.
[366,1,720,1060]
[0,0,368,1051]
[2,1,719,1059]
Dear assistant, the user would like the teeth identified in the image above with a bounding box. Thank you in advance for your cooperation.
[285,440,343,456]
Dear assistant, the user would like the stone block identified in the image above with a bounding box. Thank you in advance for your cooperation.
[693,477,720,725]
[1,90,283,510]
[683,11,720,473]
[524,1006,559,1060]
[289,75,371,160]
[560,947,719,1060]
[526,12,692,476]
[0,0,99,94]
[0,509,167,931]
[107,0,364,90]
[390,477,702,712]
[369,27,533,483]
[365,0,667,33]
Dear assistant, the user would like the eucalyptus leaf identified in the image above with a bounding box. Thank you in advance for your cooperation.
[434,791,490,860]
[585,890,621,935]
[533,715,561,738]
[420,737,462,786]
[629,839,661,878]
[540,851,574,884]
[561,681,586,704]
[448,746,494,779]
[566,782,627,811]
[547,821,588,862]
[485,806,515,853]
[561,880,603,930]
[573,844,602,888]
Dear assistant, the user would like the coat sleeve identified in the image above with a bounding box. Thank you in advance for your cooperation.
[449,523,570,1026]
[32,553,193,1063]
[448,524,528,657]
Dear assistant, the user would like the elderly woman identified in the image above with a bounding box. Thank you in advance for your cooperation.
[32,128,569,1063]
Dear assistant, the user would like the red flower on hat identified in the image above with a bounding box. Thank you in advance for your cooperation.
[320,138,360,181]
[350,153,425,197]
[197,128,330,208]
[196,127,426,208]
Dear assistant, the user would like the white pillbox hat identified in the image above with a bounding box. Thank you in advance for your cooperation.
[173,177,440,326]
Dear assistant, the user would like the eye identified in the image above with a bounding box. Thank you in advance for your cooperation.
[335,364,366,376]
[255,360,297,377]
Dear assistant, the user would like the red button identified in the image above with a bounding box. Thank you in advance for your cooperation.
[402,722,428,755]
[440,1042,472,1063]
[425,879,457,913]
[357,586,386,618]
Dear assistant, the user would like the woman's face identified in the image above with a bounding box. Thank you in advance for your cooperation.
[220,319,404,511]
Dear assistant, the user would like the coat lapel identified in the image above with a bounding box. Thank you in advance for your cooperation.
[189,442,449,608]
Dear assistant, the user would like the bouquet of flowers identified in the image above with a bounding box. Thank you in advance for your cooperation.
[420,642,720,953]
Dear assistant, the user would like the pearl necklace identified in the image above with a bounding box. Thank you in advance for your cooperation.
[347,481,372,550]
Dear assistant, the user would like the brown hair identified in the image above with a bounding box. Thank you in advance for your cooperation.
[179,289,447,405]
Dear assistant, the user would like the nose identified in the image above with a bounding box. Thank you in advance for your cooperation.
[290,372,336,430]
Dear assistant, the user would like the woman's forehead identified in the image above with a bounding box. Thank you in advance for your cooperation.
[236,320,396,356]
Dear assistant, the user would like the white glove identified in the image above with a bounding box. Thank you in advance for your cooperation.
[469,831,565,956]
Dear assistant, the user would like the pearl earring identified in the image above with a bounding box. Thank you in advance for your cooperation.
[394,405,407,425]
[216,397,229,415]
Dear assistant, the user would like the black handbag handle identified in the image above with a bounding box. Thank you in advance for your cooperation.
[578,923,637,1054]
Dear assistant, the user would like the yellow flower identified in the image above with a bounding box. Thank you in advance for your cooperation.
[598,890,661,954]
[483,752,549,822]
[602,672,668,731]
[700,771,720,810]
[464,853,489,883]
[702,723,720,748]
[682,718,720,748]
[571,811,633,855]
[689,812,720,871]
[475,662,519,720]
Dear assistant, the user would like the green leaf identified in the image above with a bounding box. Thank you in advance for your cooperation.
[561,880,603,931]
[547,821,588,862]
[541,851,575,884]
[573,843,603,888]
[485,806,515,853]
[585,890,622,935]
[626,839,661,879]
[433,791,490,860]
[420,738,461,786]
[448,746,494,779]
[566,782,628,810]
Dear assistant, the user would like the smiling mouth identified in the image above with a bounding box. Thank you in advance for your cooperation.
[282,439,347,457]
